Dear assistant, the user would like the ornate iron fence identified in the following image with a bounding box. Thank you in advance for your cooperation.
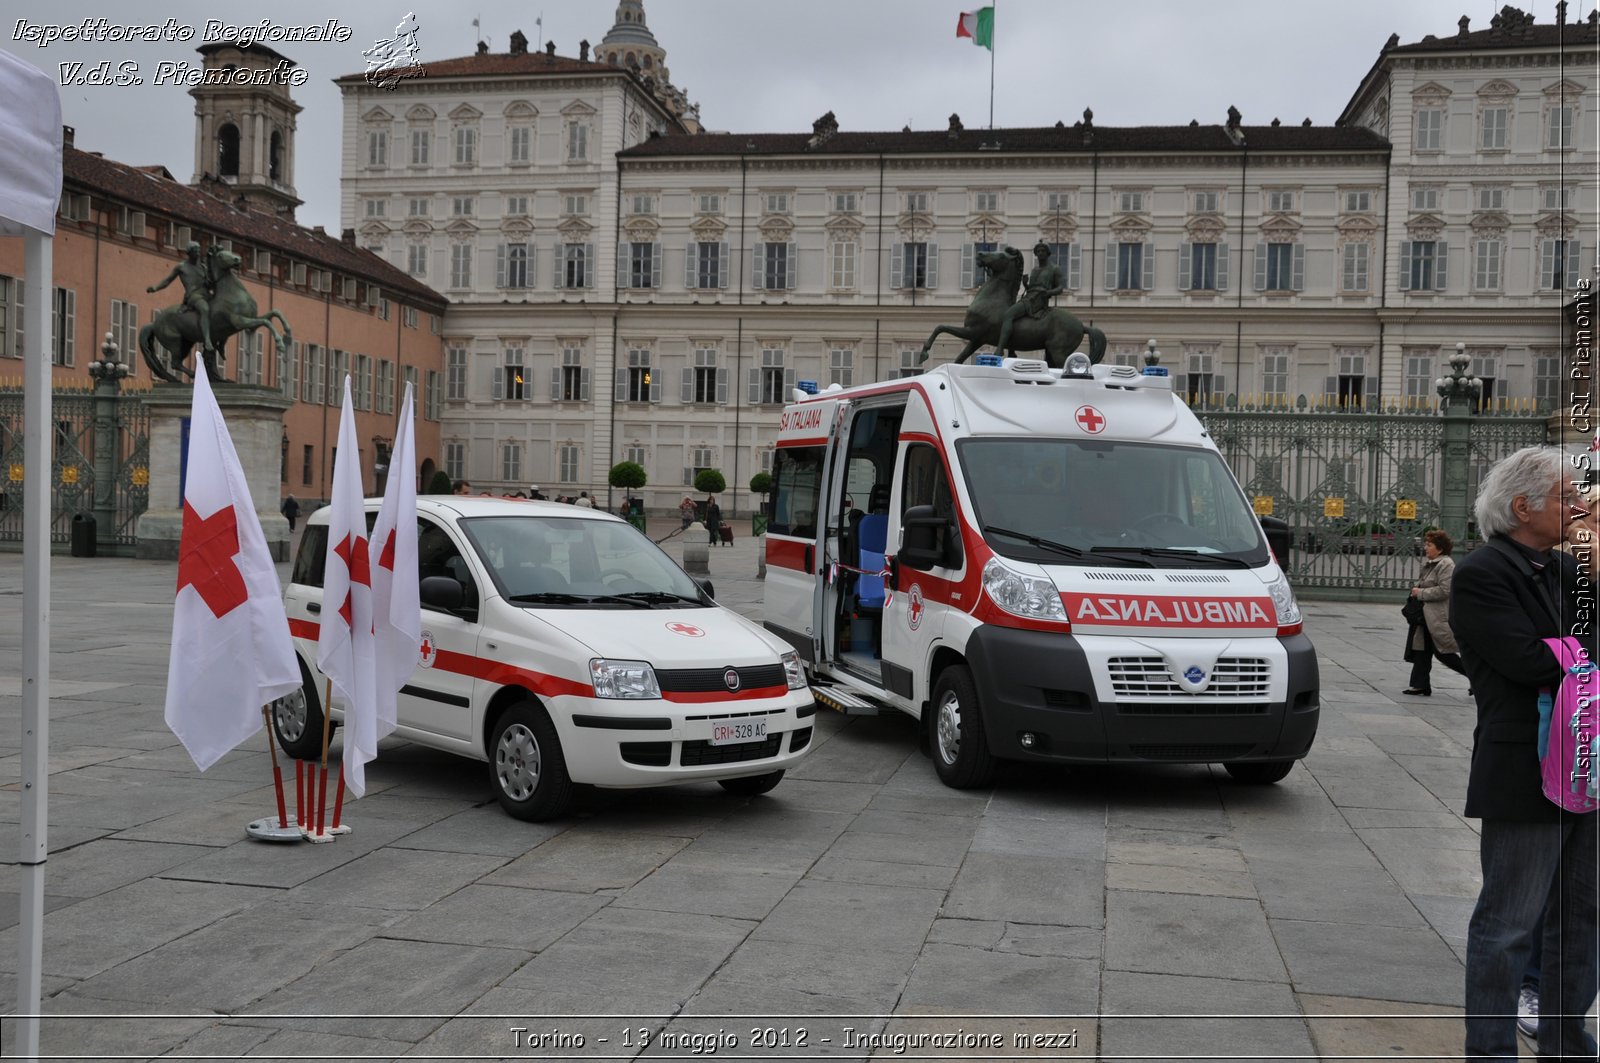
[1191,395,1550,596]
[0,385,151,549]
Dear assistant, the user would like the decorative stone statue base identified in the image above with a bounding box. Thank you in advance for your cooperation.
[135,384,294,561]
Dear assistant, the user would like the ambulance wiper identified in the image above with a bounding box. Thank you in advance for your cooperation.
[507,592,589,605]
[1090,546,1252,567]
[986,525,1086,558]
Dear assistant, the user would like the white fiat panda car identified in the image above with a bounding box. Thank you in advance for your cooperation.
[273,497,816,820]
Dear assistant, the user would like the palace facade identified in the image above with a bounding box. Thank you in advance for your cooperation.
[337,3,1596,514]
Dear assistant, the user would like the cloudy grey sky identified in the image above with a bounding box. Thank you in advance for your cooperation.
[2,0,1590,231]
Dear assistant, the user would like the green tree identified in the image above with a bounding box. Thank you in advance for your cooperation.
[426,470,453,495]
[609,461,647,492]
[693,468,726,496]
[748,471,773,496]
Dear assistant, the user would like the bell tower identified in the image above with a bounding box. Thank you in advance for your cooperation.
[190,42,303,218]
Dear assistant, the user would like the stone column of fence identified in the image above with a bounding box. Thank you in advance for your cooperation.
[1436,343,1483,546]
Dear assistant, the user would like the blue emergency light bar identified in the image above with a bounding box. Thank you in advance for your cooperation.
[974,353,1004,367]
[795,380,819,394]
[1142,366,1170,377]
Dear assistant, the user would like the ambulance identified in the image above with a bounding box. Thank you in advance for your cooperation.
[761,352,1319,788]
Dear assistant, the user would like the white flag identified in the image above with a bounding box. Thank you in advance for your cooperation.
[317,376,380,797]
[370,381,421,740]
[164,370,300,771]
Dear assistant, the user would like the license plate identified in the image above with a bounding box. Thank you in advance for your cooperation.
[708,718,768,746]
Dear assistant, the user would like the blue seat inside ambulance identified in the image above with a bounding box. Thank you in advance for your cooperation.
[856,484,891,612]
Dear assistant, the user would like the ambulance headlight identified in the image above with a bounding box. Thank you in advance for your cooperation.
[1065,352,1093,377]
[1264,574,1302,629]
[589,659,661,699]
[983,557,1068,622]
[779,650,807,690]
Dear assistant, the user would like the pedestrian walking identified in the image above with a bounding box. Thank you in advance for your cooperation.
[1452,446,1598,1061]
[280,494,300,532]
[679,496,696,530]
[705,497,722,545]
[1401,529,1466,695]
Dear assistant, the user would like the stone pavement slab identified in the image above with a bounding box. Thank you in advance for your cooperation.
[1,549,1576,1060]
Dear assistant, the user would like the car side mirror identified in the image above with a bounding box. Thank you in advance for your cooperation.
[694,576,715,600]
[420,575,464,611]
[898,505,945,571]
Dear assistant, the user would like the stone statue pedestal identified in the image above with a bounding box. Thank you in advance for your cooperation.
[135,384,293,561]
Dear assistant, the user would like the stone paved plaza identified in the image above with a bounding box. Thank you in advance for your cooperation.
[0,525,1590,1060]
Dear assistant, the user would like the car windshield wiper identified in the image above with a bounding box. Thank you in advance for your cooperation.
[607,590,707,606]
[507,592,589,605]
[1089,546,1254,568]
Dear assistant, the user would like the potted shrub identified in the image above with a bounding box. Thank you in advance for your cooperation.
[749,471,773,536]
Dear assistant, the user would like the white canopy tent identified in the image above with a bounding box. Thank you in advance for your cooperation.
[0,48,63,1061]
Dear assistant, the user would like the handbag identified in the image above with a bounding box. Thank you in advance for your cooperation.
[1401,595,1425,624]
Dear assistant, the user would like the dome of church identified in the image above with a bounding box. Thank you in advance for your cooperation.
[600,1,661,49]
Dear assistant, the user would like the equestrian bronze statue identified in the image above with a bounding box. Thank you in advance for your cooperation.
[141,245,292,384]
[919,245,1106,369]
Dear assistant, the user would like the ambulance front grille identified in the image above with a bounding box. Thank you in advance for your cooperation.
[1107,657,1271,698]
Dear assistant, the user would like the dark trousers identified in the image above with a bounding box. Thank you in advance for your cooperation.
[1408,623,1465,690]
[1464,815,1599,1059]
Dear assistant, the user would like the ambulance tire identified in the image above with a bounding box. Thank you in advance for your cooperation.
[271,659,326,761]
[929,665,997,789]
[1224,760,1294,784]
[718,769,785,796]
[489,701,574,821]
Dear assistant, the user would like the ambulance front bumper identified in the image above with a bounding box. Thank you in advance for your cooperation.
[963,627,1320,765]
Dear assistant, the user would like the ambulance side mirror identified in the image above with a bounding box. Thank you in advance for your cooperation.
[899,505,947,571]
[420,575,465,611]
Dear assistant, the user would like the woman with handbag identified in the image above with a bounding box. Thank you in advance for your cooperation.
[1403,529,1467,695]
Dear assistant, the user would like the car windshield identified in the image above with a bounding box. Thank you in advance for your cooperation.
[458,515,707,607]
[957,438,1269,566]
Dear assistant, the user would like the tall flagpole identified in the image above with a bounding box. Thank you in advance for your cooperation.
[988,0,996,129]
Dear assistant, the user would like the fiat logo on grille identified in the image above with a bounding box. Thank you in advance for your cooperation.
[723,668,741,691]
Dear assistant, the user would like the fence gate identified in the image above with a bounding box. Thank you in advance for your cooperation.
[0,387,150,549]
[1195,399,1548,596]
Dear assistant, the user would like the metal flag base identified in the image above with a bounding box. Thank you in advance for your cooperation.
[246,817,307,843]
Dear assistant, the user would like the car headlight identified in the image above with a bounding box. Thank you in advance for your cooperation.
[779,650,807,690]
[982,556,1068,622]
[1264,573,1302,629]
[589,658,661,699]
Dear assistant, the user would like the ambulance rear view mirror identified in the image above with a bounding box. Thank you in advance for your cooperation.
[899,505,950,571]
[420,575,465,611]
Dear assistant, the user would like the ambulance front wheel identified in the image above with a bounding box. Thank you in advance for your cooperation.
[1224,760,1294,784]
[929,665,997,789]
[489,700,574,821]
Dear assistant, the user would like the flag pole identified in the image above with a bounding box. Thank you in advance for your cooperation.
[313,678,335,840]
[244,705,304,842]
[988,0,996,130]
[263,706,287,827]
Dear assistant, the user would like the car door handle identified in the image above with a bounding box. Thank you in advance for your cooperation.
[307,602,321,615]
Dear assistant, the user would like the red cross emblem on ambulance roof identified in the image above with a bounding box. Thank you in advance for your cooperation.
[1075,405,1107,434]
[666,622,706,637]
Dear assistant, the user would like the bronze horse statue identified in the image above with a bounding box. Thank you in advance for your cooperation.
[140,249,292,384]
[919,246,1106,369]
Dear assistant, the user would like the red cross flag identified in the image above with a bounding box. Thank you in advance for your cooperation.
[163,369,301,771]
[370,380,421,741]
[317,375,380,796]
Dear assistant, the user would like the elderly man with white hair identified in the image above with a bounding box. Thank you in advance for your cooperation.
[1450,445,1597,1060]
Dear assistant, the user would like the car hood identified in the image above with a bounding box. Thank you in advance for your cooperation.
[498,600,787,667]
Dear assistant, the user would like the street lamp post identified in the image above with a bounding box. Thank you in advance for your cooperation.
[1435,341,1482,545]
[87,331,130,553]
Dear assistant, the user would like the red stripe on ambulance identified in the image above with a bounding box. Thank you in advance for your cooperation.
[1062,593,1276,629]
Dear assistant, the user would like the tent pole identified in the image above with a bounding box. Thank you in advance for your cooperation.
[16,229,53,1060]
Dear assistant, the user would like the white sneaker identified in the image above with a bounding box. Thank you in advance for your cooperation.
[1516,984,1539,1042]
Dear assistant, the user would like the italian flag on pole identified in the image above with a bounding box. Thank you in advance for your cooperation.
[956,7,994,49]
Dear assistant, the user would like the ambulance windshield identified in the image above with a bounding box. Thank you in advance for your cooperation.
[958,438,1269,566]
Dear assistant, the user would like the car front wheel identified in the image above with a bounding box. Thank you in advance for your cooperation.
[489,700,574,821]
[271,661,326,761]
